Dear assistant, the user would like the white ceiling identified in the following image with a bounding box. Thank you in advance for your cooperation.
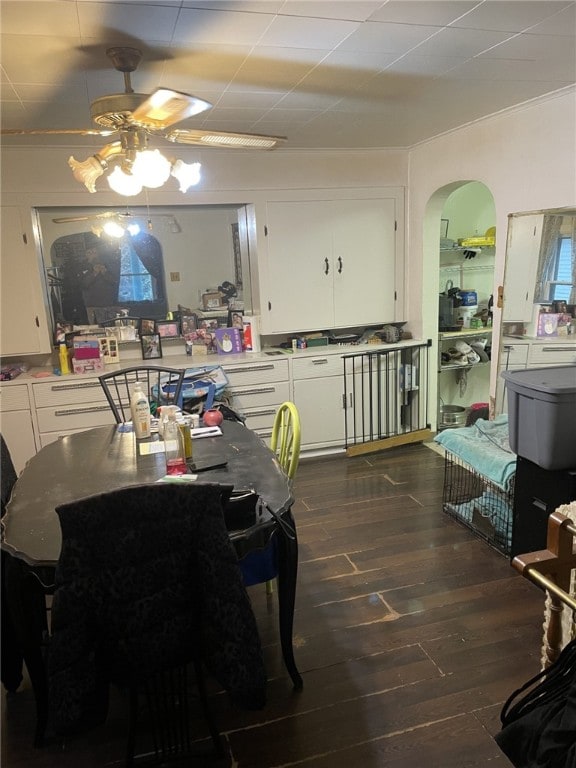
[1,0,575,150]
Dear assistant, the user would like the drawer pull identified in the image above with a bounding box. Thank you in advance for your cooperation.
[231,386,275,396]
[50,382,102,392]
[248,408,277,417]
[542,347,576,353]
[312,359,329,365]
[225,364,275,374]
[54,405,111,417]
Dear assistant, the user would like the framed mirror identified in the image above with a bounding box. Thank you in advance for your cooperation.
[35,204,254,336]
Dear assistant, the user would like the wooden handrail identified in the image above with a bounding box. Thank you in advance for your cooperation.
[512,511,576,668]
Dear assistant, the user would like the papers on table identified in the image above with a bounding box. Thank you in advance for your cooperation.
[191,426,222,438]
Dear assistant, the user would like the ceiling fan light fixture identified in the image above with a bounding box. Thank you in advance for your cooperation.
[171,159,201,192]
[68,154,106,193]
[131,148,171,189]
[107,165,143,196]
[102,220,126,238]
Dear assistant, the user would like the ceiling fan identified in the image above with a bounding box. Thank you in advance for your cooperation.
[2,47,287,194]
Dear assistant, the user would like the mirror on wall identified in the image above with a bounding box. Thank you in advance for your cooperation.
[35,204,253,334]
[496,206,576,414]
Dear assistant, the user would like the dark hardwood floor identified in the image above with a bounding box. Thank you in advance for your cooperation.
[2,444,545,767]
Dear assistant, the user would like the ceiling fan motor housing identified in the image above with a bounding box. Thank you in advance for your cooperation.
[90,94,150,129]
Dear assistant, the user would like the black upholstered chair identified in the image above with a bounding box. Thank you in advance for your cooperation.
[48,482,267,765]
[1,433,23,693]
[98,366,185,422]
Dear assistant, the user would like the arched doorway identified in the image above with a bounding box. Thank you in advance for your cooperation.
[422,181,496,430]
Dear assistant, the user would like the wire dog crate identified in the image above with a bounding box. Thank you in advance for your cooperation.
[443,450,514,556]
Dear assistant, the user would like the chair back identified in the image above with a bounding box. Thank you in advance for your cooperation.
[98,366,185,422]
[1,434,17,517]
[270,402,301,480]
[49,482,266,757]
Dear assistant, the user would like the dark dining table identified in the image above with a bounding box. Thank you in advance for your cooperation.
[1,420,302,745]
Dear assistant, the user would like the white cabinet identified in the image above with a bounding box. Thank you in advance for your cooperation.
[0,384,37,473]
[223,359,290,439]
[502,214,544,322]
[0,206,50,356]
[261,197,397,334]
[31,377,115,446]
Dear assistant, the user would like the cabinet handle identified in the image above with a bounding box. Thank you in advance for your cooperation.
[312,359,328,365]
[225,364,275,374]
[337,256,343,274]
[50,382,102,392]
[54,405,111,417]
[230,386,276,396]
[324,258,330,275]
[541,347,575,353]
[247,408,277,417]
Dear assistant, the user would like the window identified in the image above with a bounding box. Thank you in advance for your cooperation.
[550,236,573,301]
[118,239,155,303]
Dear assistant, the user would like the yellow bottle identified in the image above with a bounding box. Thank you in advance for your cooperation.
[58,343,71,375]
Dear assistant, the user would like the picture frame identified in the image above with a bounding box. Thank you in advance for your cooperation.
[156,319,181,338]
[180,314,198,337]
[139,318,156,337]
[140,333,162,360]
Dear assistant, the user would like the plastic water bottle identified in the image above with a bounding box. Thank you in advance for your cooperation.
[130,381,151,439]
[164,411,187,475]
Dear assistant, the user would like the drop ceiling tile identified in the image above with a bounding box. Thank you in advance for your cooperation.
[272,90,345,110]
[449,56,576,83]
[482,33,576,61]
[258,14,360,49]
[77,2,180,43]
[231,47,328,91]
[528,4,576,35]
[336,21,441,54]
[368,1,478,27]
[173,7,276,45]
[8,83,88,103]
[181,1,284,11]
[414,26,516,57]
[451,1,572,33]
[215,91,285,108]
[280,1,383,22]
[0,82,19,100]
[387,53,470,77]
[0,35,86,85]
[1,0,80,35]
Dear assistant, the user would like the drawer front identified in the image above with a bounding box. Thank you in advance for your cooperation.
[528,343,576,366]
[0,384,30,411]
[292,354,344,380]
[500,342,529,367]
[32,378,107,408]
[222,360,288,387]
[242,405,278,432]
[229,381,290,411]
[36,403,115,433]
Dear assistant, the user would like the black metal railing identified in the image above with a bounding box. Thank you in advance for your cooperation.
[343,341,431,447]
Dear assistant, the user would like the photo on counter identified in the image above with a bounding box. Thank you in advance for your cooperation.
[139,318,156,336]
[140,333,162,360]
[180,314,198,337]
[156,319,181,338]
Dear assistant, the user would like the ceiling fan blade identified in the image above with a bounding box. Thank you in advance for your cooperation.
[52,212,119,223]
[1,128,116,136]
[130,88,212,130]
[165,129,286,150]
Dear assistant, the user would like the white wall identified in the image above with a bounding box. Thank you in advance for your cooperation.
[407,87,576,412]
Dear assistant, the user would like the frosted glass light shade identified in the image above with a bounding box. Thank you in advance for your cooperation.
[103,221,125,238]
[132,149,171,188]
[107,166,143,196]
[171,160,201,192]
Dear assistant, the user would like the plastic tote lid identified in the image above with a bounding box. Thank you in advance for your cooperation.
[501,366,576,397]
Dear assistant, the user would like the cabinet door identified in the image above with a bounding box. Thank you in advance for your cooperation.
[1,409,36,474]
[0,206,50,355]
[263,201,334,332]
[503,214,544,322]
[332,198,396,327]
[293,375,348,448]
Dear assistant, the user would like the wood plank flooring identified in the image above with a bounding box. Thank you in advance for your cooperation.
[1,444,545,767]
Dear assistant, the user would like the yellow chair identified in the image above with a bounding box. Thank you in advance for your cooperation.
[270,401,301,481]
[265,402,301,595]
